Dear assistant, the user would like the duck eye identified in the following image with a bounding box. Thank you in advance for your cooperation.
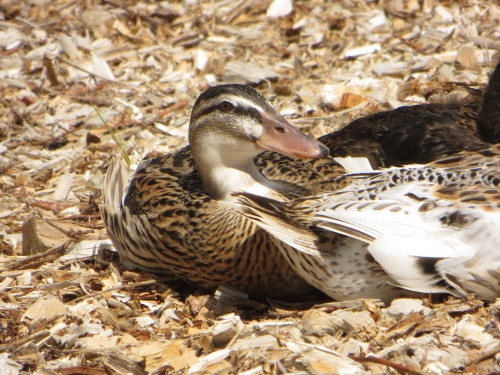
[219,101,234,112]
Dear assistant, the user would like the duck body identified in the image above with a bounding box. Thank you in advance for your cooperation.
[103,147,341,297]
[479,59,500,142]
[321,101,484,167]
[102,84,342,298]
[236,145,500,300]
[322,61,500,168]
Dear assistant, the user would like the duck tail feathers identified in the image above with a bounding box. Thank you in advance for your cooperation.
[101,158,131,217]
[437,247,500,300]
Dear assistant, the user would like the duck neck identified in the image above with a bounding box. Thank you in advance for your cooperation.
[192,142,278,200]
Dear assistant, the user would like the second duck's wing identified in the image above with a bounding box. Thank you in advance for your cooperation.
[236,145,500,300]
[235,188,408,302]
[311,145,500,298]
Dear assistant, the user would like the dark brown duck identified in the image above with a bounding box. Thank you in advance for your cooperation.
[322,61,500,167]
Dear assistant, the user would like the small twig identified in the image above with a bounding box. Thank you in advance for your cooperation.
[349,354,423,375]
[28,199,76,214]
[15,17,41,29]
[286,340,423,374]
[465,344,500,367]
[63,82,111,106]
[4,241,72,271]
[0,330,50,353]
[45,219,94,238]
[64,82,108,95]
[56,55,129,87]
[0,44,21,56]
[395,35,429,55]
[8,123,84,149]
[153,100,188,119]
[70,96,113,107]
[70,279,158,303]
[101,0,138,17]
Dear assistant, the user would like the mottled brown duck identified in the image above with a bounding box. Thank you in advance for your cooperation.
[101,84,347,299]
[322,61,500,167]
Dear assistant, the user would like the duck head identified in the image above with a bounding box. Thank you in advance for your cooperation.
[189,84,329,199]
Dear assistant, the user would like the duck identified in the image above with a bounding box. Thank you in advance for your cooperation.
[101,84,349,299]
[321,61,500,168]
[101,63,499,300]
[235,144,500,300]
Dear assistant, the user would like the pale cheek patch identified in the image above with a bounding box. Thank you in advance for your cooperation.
[204,132,255,154]
[246,123,263,139]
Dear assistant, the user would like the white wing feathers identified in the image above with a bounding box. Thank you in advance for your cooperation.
[333,156,373,174]
[313,190,500,297]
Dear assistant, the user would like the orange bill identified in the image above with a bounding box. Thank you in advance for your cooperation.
[256,112,329,159]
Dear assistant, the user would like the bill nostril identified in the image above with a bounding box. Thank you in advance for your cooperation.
[274,126,286,133]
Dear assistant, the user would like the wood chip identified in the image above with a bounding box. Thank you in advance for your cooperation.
[456,46,478,68]
[224,61,279,84]
[22,295,66,329]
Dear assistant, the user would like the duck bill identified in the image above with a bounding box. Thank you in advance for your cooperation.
[256,112,329,159]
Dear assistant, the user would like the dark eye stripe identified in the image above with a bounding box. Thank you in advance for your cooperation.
[192,103,261,123]
[234,105,261,122]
